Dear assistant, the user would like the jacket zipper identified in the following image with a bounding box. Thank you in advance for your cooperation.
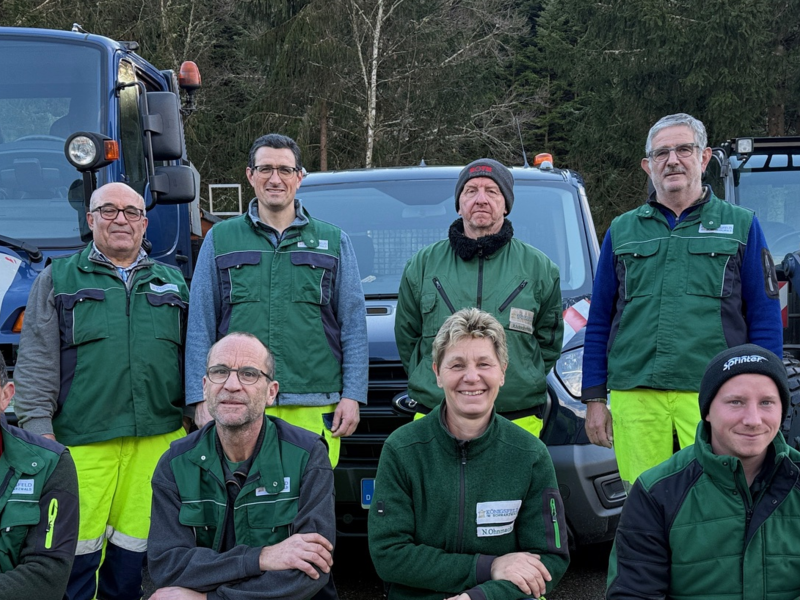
[476,252,484,310]
[457,442,468,553]
[550,498,561,549]
[45,498,59,549]
[498,281,528,313]
[433,277,456,314]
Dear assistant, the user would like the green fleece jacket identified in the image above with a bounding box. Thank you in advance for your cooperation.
[368,405,569,600]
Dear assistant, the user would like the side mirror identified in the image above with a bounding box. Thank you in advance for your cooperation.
[143,92,183,161]
[150,164,196,204]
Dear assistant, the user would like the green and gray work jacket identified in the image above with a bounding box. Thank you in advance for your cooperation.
[14,244,188,446]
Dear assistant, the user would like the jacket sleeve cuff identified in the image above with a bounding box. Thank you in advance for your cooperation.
[243,546,263,577]
[581,384,608,403]
[465,586,488,600]
[21,416,54,436]
[475,554,496,584]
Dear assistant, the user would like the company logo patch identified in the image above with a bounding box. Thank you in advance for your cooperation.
[477,523,514,537]
[476,500,522,524]
[699,224,734,234]
[255,477,291,496]
[12,480,34,495]
[150,283,179,293]
[509,308,534,334]
[723,355,767,371]
[297,240,329,250]
[469,165,492,174]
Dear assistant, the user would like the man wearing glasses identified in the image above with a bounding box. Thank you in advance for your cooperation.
[148,332,336,600]
[14,182,189,599]
[185,134,367,468]
[581,113,783,488]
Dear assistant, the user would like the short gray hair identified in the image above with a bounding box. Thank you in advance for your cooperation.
[206,332,275,378]
[432,308,508,368]
[645,113,708,156]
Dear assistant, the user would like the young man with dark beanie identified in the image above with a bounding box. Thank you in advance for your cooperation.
[395,158,563,438]
[607,344,800,600]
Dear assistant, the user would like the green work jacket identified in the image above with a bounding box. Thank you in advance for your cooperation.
[395,232,563,412]
[212,213,343,394]
[608,194,753,391]
[51,245,188,445]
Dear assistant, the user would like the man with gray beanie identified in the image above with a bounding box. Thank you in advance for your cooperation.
[607,344,800,599]
[395,158,563,438]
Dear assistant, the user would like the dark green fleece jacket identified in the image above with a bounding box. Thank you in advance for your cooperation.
[369,405,569,600]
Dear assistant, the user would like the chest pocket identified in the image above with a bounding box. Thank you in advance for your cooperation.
[291,252,337,305]
[243,494,298,546]
[146,292,187,345]
[179,501,222,550]
[217,251,262,304]
[615,240,660,300]
[0,500,41,568]
[686,237,741,297]
[57,288,109,346]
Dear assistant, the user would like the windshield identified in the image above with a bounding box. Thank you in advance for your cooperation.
[730,154,800,259]
[299,177,592,299]
[0,38,103,247]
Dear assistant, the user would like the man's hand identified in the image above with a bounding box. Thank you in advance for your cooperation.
[193,401,213,429]
[491,552,552,598]
[259,533,334,578]
[330,398,360,438]
[42,433,56,442]
[585,401,613,448]
[150,587,207,600]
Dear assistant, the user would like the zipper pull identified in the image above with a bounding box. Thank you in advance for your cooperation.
[550,497,561,549]
[45,497,59,549]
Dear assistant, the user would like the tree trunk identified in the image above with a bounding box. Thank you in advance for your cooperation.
[768,103,785,137]
[320,99,329,171]
[365,0,383,168]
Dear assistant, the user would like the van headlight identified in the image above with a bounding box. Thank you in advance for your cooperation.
[555,348,583,398]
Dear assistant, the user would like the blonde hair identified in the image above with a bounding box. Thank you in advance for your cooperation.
[432,308,508,368]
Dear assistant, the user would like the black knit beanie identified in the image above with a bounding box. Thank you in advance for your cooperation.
[698,344,790,420]
[454,159,514,214]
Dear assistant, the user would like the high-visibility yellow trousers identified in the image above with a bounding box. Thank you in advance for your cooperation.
[610,389,699,487]
[414,410,543,438]
[265,404,340,467]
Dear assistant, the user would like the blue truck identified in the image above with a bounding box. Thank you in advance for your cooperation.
[0,26,201,396]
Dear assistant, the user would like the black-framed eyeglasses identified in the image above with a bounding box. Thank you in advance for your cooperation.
[206,365,273,386]
[250,164,301,179]
[91,204,145,222]
[647,143,700,163]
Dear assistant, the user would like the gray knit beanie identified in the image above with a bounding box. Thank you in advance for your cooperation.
[454,159,514,214]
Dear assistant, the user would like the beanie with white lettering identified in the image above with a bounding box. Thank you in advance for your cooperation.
[454,159,515,214]
[698,344,789,420]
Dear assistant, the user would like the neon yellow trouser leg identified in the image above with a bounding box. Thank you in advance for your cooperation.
[414,410,543,438]
[265,404,340,468]
[610,389,700,487]
[69,428,185,556]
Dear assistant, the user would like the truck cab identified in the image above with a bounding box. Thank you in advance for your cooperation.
[0,27,200,395]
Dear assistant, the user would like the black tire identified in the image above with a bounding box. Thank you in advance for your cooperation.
[781,356,800,451]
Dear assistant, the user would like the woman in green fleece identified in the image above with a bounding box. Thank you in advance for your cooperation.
[369,308,569,600]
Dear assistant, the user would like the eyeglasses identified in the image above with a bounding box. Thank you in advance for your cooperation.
[206,365,273,386]
[647,143,700,163]
[250,164,301,179]
[91,205,145,222]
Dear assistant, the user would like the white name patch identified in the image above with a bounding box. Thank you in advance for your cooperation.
[150,283,180,293]
[12,480,34,495]
[255,477,291,496]
[699,224,734,234]
[509,308,534,334]
[478,523,515,537]
[297,240,329,250]
[476,500,522,524]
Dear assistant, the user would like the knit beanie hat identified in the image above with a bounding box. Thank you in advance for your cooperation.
[698,344,790,420]
[454,159,514,214]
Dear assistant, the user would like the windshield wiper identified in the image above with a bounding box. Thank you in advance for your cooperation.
[0,234,43,262]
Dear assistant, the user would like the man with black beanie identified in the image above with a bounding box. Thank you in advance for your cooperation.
[395,158,563,438]
[607,344,800,599]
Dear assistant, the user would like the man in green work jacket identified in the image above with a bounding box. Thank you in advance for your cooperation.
[0,352,79,599]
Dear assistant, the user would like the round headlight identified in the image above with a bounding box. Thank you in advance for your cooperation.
[67,136,98,167]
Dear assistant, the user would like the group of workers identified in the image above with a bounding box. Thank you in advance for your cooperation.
[0,111,796,600]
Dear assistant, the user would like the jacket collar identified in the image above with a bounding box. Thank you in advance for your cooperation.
[639,185,719,228]
[448,218,513,261]
[245,199,320,249]
[0,414,48,478]
[432,403,500,459]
